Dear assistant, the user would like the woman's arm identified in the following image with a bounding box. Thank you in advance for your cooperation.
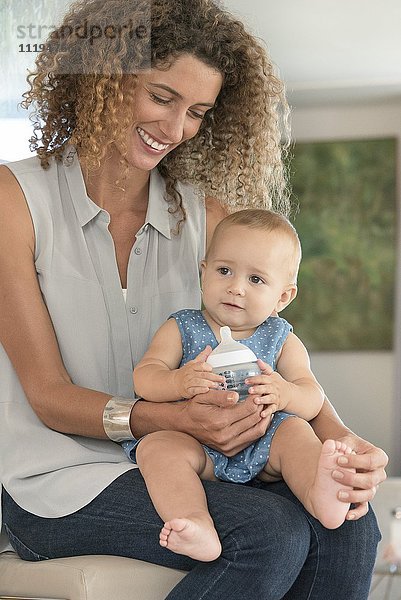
[310,396,388,520]
[0,166,116,438]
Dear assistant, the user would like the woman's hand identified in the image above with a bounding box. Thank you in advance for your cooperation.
[309,396,388,520]
[182,389,273,456]
[331,432,388,520]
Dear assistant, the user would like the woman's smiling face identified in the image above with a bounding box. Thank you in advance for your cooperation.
[121,53,223,171]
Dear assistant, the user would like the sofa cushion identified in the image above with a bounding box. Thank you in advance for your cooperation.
[0,551,186,600]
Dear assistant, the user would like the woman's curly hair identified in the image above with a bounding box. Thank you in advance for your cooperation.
[22,0,292,226]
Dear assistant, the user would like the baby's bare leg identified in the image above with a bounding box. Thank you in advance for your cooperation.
[260,417,354,529]
[135,431,221,561]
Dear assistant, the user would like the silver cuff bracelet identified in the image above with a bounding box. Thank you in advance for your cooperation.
[102,396,138,442]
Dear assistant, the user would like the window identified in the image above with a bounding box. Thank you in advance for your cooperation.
[0,0,70,161]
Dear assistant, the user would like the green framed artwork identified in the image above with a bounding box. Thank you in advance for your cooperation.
[283,137,397,351]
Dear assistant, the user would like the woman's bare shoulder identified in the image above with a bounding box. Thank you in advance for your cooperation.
[0,163,26,200]
[205,196,227,218]
[0,163,21,187]
[0,164,35,250]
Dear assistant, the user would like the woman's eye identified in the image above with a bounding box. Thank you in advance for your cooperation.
[189,110,205,120]
[250,275,264,284]
[150,93,171,105]
[217,267,230,276]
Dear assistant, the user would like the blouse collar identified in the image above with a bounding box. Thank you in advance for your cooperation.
[63,147,172,239]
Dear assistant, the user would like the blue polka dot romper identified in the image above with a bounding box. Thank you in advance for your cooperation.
[171,310,294,483]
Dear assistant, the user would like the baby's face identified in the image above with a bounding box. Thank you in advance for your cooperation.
[201,225,296,335]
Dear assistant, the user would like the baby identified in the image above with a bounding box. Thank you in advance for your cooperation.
[124,209,354,562]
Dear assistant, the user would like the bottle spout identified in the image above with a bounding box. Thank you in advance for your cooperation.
[220,326,233,344]
[206,324,258,367]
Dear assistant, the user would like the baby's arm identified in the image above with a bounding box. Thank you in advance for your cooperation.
[250,332,324,420]
[134,319,224,402]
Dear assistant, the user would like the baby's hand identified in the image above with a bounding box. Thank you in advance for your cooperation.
[173,346,225,398]
[246,359,290,415]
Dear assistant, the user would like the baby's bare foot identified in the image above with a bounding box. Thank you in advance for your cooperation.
[306,439,355,529]
[159,513,221,562]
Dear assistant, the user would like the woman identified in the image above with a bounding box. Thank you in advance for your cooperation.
[0,1,387,598]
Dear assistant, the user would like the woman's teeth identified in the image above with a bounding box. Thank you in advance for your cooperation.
[137,127,169,151]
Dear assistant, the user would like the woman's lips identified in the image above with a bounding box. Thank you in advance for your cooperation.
[136,127,170,153]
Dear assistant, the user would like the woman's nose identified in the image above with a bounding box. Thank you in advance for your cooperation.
[159,109,187,144]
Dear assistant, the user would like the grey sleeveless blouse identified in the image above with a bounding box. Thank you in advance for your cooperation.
[0,150,205,550]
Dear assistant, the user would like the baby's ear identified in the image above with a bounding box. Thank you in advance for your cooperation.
[200,260,207,287]
[276,285,297,313]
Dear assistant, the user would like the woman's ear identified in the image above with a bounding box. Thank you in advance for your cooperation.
[275,285,297,313]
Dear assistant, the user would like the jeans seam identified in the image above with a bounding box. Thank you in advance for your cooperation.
[303,517,320,600]
[4,523,50,561]
[198,532,239,599]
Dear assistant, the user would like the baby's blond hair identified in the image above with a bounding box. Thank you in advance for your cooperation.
[206,209,301,283]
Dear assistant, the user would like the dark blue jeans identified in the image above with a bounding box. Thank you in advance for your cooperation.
[2,470,380,600]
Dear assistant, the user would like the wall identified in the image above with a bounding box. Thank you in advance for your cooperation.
[291,100,401,475]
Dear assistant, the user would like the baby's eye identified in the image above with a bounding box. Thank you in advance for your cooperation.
[217,267,231,276]
[249,275,264,285]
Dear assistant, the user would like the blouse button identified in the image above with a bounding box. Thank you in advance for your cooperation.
[130,307,138,314]
[134,247,142,255]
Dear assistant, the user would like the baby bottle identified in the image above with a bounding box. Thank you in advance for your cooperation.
[207,326,261,401]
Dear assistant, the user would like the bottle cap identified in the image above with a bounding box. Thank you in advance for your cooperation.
[207,326,257,368]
